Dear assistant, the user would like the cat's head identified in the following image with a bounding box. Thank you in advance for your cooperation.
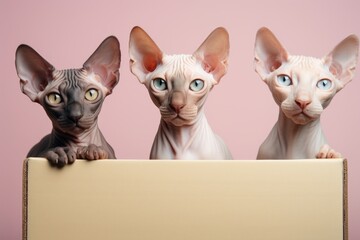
[129,26,229,126]
[15,36,120,134]
[254,27,359,125]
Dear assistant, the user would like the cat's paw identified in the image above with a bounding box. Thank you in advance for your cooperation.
[316,145,342,159]
[45,147,76,167]
[76,144,108,160]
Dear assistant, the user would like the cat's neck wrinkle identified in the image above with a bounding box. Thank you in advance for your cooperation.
[277,111,323,148]
[160,111,206,152]
[52,122,101,146]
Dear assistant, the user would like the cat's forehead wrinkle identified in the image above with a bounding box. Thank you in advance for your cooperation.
[53,69,83,90]
[288,55,324,69]
[53,69,86,82]
[278,55,334,82]
[53,69,107,93]
[163,54,196,72]
[159,54,212,82]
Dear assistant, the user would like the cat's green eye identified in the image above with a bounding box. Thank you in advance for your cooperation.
[316,79,332,90]
[47,93,62,105]
[189,79,205,92]
[153,78,167,91]
[85,89,99,101]
[277,75,292,86]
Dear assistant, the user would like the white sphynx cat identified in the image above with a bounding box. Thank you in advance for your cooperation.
[129,26,232,160]
[255,27,359,159]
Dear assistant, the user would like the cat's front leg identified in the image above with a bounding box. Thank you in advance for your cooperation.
[45,147,76,167]
[316,144,342,159]
[76,144,109,160]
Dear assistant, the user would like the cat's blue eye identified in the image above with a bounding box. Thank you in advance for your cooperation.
[189,79,205,92]
[85,88,99,101]
[153,78,167,91]
[47,92,62,105]
[277,75,292,86]
[316,79,332,90]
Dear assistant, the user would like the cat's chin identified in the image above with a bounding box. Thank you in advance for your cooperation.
[161,111,198,127]
[60,127,84,136]
[282,109,317,125]
[167,119,187,127]
[290,114,315,125]
[164,117,196,127]
[58,124,90,136]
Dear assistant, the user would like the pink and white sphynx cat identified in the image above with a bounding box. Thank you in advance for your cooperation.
[129,26,232,159]
[255,27,359,159]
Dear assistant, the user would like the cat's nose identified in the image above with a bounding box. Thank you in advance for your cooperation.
[170,92,185,113]
[67,102,83,122]
[295,98,311,109]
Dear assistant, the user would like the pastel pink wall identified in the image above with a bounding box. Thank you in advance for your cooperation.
[1,0,359,238]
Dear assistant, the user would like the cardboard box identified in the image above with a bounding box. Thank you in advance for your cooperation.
[23,158,347,240]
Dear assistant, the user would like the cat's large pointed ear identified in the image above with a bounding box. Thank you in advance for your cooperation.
[323,35,359,88]
[83,36,121,94]
[15,45,55,102]
[254,27,289,80]
[129,26,163,84]
[193,27,229,84]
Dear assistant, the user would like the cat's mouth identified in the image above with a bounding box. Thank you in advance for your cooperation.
[160,106,198,126]
[295,111,312,118]
[166,114,189,124]
[292,111,316,124]
[60,121,90,134]
[74,124,85,130]
[168,115,187,126]
[67,123,86,133]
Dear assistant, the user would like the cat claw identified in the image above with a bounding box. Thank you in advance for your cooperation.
[76,144,108,160]
[45,147,76,167]
[316,145,342,159]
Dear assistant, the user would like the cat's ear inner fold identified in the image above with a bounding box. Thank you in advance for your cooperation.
[15,45,55,102]
[193,27,230,84]
[83,36,121,95]
[254,27,289,80]
[323,34,359,88]
[129,26,163,83]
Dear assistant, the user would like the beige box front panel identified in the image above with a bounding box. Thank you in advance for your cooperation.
[23,158,347,240]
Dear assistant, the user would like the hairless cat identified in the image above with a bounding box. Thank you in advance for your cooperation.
[16,36,120,167]
[254,27,358,159]
[129,26,232,159]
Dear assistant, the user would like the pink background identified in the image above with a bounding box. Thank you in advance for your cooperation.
[1,0,359,238]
